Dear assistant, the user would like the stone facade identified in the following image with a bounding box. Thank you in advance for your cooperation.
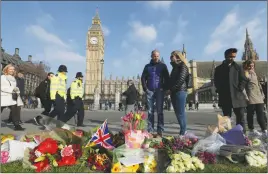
[1,40,48,96]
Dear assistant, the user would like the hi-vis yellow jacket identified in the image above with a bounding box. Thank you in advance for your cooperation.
[70,79,84,100]
[50,73,67,100]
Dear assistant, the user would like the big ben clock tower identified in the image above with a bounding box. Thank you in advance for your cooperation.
[85,9,105,99]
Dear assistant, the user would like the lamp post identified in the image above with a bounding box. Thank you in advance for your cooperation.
[100,59,104,99]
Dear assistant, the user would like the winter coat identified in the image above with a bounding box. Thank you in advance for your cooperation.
[214,61,248,108]
[169,61,189,92]
[1,75,24,107]
[141,60,169,92]
[122,84,139,105]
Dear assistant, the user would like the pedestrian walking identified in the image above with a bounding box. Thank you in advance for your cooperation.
[141,49,169,137]
[34,72,54,116]
[63,72,85,127]
[1,64,24,130]
[195,101,199,110]
[5,70,24,124]
[122,80,139,114]
[34,65,68,126]
[167,50,189,136]
[243,60,268,137]
[214,48,248,132]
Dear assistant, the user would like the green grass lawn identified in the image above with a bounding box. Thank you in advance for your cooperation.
[1,158,266,173]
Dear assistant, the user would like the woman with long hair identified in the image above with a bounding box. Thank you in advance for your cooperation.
[168,50,189,136]
[243,60,267,137]
[1,64,24,130]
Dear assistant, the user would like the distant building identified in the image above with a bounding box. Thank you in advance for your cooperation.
[1,39,48,96]
[195,29,267,103]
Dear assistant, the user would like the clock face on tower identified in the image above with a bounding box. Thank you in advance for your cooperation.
[90,37,98,44]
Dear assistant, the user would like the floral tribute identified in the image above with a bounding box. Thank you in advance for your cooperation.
[111,162,139,173]
[88,153,111,172]
[28,138,82,172]
[122,111,150,148]
[197,152,217,164]
[166,152,205,173]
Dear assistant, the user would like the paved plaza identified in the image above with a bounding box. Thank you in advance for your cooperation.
[0,108,262,138]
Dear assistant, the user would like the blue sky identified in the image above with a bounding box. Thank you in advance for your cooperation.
[2,1,267,84]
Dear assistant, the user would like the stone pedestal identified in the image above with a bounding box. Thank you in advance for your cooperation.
[115,91,120,111]
[94,94,100,110]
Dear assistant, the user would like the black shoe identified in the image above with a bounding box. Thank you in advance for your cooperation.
[14,125,25,131]
[34,115,42,125]
[77,124,86,127]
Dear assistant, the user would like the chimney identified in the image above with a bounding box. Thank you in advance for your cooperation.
[28,55,32,62]
[15,48,19,55]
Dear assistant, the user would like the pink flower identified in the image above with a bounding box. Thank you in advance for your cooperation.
[35,150,42,157]
[1,151,9,164]
[61,145,74,157]
[141,113,146,120]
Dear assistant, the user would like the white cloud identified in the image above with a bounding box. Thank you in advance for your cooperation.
[25,14,84,62]
[102,25,110,36]
[128,21,157,43]
[204,7,266,57]
[26,25,69,48]
[147,1,173,10]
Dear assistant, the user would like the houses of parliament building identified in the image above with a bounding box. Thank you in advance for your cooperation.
[84,11,267,104]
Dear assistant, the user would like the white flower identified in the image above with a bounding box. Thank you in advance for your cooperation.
[34,150,42,157]
[166,165,177,173]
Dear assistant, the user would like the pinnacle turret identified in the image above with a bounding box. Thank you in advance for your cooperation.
[242,28,259,61]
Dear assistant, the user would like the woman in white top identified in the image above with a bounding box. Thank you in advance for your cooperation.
[1,64,24,130]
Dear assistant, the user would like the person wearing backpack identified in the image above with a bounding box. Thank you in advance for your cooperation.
[34,72,54,116]
[167,50,190,136]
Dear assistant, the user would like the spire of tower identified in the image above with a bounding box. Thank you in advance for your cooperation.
[93,7,100,20]
[182,44,186,53]
[242,28,259,61]
[161,57,165,63]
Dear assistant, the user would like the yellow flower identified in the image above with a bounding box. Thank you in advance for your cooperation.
[34,155,46,162]
[135,114,141,120]
[58,144,64,149]
[52,160,58,167]
[85,142,96,148]
[132,164,139,172]
[111,162,122,173]
[92,165,96,170]
[1,135,15,144]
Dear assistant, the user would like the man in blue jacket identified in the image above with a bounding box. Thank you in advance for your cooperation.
[141,49,169,137]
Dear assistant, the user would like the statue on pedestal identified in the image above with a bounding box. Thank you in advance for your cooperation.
[94,84,100,109]
[115,88,120,110]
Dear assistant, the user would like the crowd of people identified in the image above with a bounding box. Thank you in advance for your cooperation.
[1,48,267,138]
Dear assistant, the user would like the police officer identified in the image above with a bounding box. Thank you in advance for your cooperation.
[64,72,85,127]
[34,65,68,126]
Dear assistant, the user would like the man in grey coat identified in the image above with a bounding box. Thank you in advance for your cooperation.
[214,48,248,132]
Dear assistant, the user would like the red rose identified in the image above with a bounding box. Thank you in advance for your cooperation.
[57,156,76,166]
[34,158,50,172]
[36,138,58,155]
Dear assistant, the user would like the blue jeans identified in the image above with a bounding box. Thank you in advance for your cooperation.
[146,89,164,134]
[171,91,187,135]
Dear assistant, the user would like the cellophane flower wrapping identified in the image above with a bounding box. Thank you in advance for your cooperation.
[121,112,149,149]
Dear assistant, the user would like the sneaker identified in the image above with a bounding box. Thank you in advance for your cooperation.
[262,130,268,138]
[248,129,262,137]
[34,115,42,126]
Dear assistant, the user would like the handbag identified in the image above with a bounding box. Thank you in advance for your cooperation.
[5,76,18,101]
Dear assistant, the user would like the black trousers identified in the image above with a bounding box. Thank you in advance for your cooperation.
[1,105,21,126]
[63,98,84,125]
[246,104,267,131]
[41,99,52,116]
[48,94,65,122]
[221,105,246,132]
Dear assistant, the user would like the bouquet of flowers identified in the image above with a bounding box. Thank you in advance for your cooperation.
[122,112,149,148]
[122,111,147,131]
[88,153,111,172]
[197,152,217,164]
[27,138,82,172]
[245,150,267,167]
[166,152,205,173]
[111,162,139,173]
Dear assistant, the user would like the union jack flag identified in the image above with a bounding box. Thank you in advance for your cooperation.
[89,119,114,149]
